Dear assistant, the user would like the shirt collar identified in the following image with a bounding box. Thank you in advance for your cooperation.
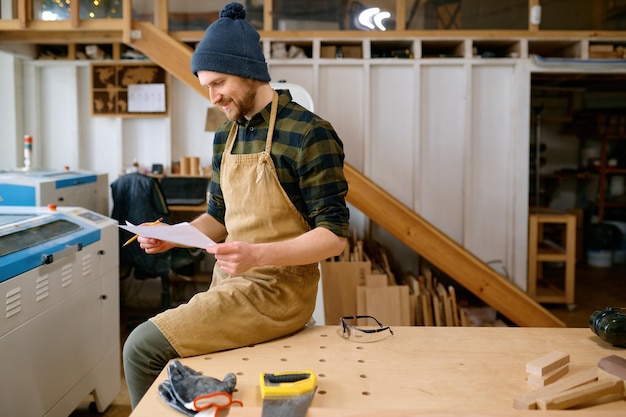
[236,89,293,128]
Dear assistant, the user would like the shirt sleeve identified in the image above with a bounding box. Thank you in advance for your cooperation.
[296,118,350,238]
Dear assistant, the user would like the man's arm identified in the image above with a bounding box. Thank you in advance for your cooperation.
[206,227,347,275]
[190,212,228,243]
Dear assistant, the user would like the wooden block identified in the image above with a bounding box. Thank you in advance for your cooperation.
[527,364,569,388]
[513,367,597,410]
[526,351,570,376]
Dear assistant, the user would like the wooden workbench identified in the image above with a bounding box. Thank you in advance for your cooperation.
[131,326,626,416]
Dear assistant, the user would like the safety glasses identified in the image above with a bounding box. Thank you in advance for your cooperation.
[339,315,394,342]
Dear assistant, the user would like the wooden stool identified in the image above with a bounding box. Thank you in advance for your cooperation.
[527,211,576,309]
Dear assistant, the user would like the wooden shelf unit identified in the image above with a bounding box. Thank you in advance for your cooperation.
[527,211,576,306]
[597,131,626,221]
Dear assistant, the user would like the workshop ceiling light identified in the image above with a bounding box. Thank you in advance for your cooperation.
[357,7,391,31]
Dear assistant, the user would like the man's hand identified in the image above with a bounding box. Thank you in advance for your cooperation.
[137,223,176,254]
[206,241,259,275]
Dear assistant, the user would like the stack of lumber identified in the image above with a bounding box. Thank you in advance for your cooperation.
[525,351,570,388]
[321,236,475,327]
[404,268,463,326]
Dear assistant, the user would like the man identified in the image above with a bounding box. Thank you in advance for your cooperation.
[123,2,350,408]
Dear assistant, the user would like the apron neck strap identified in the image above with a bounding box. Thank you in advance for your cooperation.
[265,90,279,153]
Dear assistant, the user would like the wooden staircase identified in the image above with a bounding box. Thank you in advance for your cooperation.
[129,21,207,99]
[127,22,564,328]
[344,164,564,328]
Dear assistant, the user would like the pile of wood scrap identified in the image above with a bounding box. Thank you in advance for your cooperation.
[321,236,482,327]
[404,268,463,326]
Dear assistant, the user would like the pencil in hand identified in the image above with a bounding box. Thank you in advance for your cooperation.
[122,217,164,247]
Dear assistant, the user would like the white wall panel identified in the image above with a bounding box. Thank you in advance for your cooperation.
[268,64,316,105]
[369,64,416,207]
[418,65,466,243]
[465,65,515,278]
[318,65,365,171]
[39,65,79,170]
[121,118,170,173]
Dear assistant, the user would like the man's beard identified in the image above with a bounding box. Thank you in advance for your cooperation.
[224,86,256,121]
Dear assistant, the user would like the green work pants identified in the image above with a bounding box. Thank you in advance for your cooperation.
[123,320,178,408]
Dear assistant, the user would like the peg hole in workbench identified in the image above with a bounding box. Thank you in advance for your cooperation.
[318,390,327,395]
[320,345,328,349]
[358,359,365,363]
[280,358,287,361]
[362,391,371,396]
[318,373,326,377]
[283,345,292,348]
[320,333,328,337]
[242,357,249,361]
[360,374,367,378]
[319,359,326,362]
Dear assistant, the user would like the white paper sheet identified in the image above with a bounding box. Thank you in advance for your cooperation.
[119,221,216,249]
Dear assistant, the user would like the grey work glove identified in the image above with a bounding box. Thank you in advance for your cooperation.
[158,359,238,415]
[158,379,196,417]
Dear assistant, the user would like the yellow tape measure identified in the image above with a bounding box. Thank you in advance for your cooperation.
[259,370,317,398]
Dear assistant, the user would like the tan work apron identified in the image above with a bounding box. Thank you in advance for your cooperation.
[152,92,320,357]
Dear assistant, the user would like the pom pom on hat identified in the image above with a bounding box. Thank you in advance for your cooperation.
[191,2,270,82]
[220,2,247,19]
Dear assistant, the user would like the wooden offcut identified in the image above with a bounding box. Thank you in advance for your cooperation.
[527,364,569,388]
[526,351,570,376]
[513,367,598,410]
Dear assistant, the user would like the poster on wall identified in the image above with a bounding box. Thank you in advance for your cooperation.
[90,63,168,117]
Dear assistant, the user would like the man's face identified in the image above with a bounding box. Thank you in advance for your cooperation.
[198,71,257,121]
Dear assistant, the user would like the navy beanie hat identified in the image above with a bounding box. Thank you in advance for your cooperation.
[191,2,270,82]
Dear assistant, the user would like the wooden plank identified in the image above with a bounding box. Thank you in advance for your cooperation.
[448,285,460,326]
[70,0,79,28]
[320,261,371,325]
[526,351,570,376]
[154,0,169,31]
[364,274,388,287]
[364,286,404,326]
[527,364,569,388]
[122,0,132,44]
[398,285,411,326]
[437,283,453,326]
[536,377,624,410]
[344,163,565,328]
[420,292,434,326]
[513,367,598,410]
